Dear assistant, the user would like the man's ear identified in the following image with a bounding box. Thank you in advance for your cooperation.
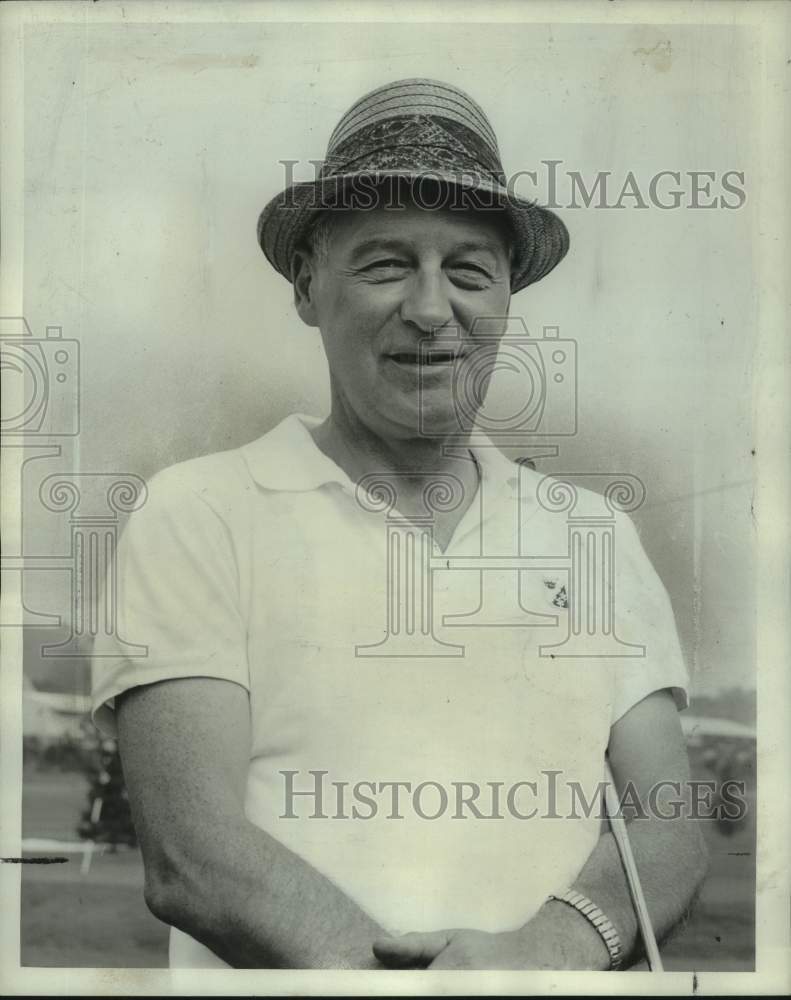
[292,251,319,328]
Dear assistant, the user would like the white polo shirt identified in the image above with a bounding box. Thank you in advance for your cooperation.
[92,413,688,968]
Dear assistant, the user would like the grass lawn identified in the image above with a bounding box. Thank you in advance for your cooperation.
[22,863,169,968]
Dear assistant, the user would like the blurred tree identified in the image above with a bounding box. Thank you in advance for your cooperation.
[77,729,137,849]
[689,687,756,727]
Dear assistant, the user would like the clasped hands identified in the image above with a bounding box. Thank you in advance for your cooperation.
[372,912,611,970]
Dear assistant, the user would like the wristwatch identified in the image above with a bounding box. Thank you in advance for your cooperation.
[547,889,623,970]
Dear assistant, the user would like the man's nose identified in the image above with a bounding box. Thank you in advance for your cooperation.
[399,269,454,334]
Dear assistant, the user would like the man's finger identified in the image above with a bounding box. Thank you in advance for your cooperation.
[372,931,452,967]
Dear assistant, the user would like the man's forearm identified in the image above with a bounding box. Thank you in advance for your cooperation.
[524,815,708,969]
[146,816,386,968]
[117,680,387,969]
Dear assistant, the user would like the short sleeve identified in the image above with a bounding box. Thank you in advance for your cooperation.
[609,512,689,725]
[91,465,249,736]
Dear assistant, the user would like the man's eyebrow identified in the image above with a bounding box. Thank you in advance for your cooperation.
[347,238,411,262]
[346,237,508,262]
[449,239,508,260]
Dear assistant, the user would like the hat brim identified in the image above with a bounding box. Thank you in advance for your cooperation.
[257,170,569,293]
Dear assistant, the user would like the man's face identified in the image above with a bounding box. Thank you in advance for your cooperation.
[293,200,513,439]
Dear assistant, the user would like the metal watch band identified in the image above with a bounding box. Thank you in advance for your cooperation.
[547,889,623,970]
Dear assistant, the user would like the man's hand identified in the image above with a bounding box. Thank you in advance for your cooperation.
[374,929,535,970]
[373,907,610,970]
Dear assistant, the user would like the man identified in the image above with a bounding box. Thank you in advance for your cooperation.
[92,79,706,970]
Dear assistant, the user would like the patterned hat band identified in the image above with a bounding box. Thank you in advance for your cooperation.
[322,115,505,179]
[274,172,514,215]
[257,79,570,292]
[321,144,506,190]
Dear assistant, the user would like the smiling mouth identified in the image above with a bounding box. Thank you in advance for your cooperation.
[387,351,466,366]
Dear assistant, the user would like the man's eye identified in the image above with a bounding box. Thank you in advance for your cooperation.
[450,262,492,278]
[362,259,409,272]
[448,263,494,288]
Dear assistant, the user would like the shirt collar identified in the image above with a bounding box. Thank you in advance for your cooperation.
[241,413,355,493]
[241,412,525,497]
[469,440,523,494]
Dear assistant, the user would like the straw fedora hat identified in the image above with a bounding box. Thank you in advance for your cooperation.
[257,78,569,293]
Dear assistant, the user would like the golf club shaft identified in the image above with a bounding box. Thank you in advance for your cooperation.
[604,761,664,971]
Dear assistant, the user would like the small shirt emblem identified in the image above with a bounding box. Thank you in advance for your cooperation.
[543,576,569,609]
